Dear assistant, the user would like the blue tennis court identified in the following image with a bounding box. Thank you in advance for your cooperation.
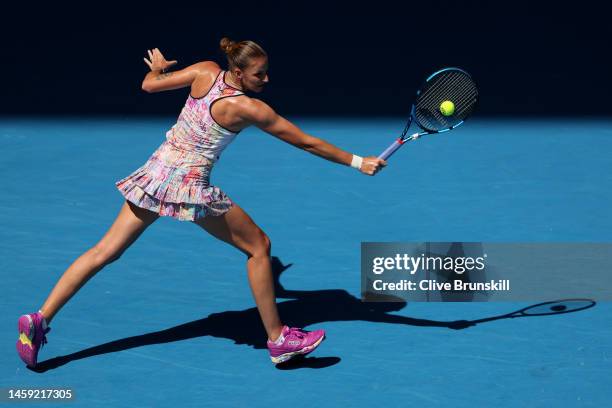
[1,117,611,406]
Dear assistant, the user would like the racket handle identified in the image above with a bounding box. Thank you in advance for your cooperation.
[378,139,405,160]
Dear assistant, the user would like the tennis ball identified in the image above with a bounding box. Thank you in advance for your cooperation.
[440,100,455,116]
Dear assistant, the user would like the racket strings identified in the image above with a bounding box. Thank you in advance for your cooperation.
[417,73,476,129]
[415,70,478,132]
[418,71,474,113]
[417,72,464,111]
[418,76,477,129]
[415,73,462,120]
[421,81,474,128]
[448,80,479,117]
[442,79,477,115]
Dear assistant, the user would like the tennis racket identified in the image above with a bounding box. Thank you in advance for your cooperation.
[379,67,479,160]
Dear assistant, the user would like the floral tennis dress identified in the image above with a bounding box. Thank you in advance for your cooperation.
[115,70,244,221]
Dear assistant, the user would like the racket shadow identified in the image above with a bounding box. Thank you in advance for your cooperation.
[468,298,597,325]
[29,257,595,373]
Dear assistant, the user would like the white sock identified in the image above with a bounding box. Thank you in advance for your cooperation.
[38,311,48,330]
[272,332,285,345]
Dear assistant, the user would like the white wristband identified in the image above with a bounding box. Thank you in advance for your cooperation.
[350,155,363,170]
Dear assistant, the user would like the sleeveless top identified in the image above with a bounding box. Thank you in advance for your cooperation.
[114,70,242,221]
[165,70,244,162]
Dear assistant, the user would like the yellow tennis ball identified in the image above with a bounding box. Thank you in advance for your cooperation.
[440,100,455,116]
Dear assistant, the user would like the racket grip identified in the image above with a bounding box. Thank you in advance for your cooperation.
[378,139,404,160]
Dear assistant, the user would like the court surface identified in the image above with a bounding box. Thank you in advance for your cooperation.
[1,117,611,407]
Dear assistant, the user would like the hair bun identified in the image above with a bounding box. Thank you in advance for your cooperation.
[220,38,267,70]
[220,37,236,54]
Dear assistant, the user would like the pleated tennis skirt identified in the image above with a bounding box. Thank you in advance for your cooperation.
[115,140,233,221]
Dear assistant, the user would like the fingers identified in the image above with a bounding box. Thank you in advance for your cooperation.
[145,48,176,71]
[147,49,162,61]
[153,48,166,61]
[145,48,163,70]
[146,49,157,68]
[360,157,388,176]
[362,163,379,176]
[374,158,387,174]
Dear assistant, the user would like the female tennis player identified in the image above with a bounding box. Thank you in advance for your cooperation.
[16,38,386,367]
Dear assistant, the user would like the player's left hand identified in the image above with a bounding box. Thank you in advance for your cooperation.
[143,48,178,72]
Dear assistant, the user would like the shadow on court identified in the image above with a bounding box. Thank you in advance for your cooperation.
[30,257,592,373]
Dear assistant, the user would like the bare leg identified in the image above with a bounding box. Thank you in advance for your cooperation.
[39,200,159,324]
[192,204,283,341]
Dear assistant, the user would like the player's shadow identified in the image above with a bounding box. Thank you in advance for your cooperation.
[32,257,472,373]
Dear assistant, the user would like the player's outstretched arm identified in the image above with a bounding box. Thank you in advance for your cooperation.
[244,99,386,175]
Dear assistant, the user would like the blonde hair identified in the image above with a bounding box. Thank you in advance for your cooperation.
[220,37,267,70]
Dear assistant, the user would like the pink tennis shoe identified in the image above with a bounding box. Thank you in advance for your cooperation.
[267,326,325,364]
[17,315,324,366]
[16,312,51,367]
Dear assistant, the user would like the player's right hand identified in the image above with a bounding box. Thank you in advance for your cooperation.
[360,157,387,176]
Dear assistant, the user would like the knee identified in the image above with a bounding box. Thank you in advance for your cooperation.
[251,231,271,258]
[90,244,122,266]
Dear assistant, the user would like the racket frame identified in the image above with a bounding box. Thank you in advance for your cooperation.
[378,67,473,160]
